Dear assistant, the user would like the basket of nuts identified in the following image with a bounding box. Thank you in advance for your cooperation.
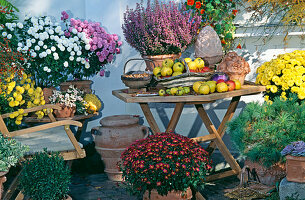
[121,58,154,89]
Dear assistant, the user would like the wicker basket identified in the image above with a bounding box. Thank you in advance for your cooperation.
[121,58,154,89]
[154,60,214,88]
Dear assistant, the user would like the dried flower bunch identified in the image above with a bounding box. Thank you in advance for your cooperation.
[281,141,305,157]
[122,0,201,56]
[120,132,211,197]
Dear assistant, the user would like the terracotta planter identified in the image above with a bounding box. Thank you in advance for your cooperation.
[42,87,56,104]
[53,104,76,118]
[142,53,181,71]
[286,155,305,183]
[245,160,286,186]
[226,72,247,85]
[143,187,192,200]
[60,80,93,94]
[0,171,8,200]
[92,115,149,181]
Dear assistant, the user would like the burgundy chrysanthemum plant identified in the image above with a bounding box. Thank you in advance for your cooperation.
[122,0,201,56]
[120,132,211,197]
[61,11,122,78]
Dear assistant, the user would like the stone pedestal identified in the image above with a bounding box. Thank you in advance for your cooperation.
[279,177,305,200]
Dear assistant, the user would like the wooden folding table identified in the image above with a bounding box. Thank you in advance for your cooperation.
[113,83,265,182]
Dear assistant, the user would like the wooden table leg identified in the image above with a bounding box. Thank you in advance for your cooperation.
[208,96,240,153]
[140,103,161,135]
[166,103,184,133]
[195,104,241,177]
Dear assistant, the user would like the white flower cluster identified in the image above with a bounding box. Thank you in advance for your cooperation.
[49,85,84,108]
[1,15,92,73]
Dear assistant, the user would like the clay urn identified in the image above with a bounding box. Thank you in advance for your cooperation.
[0,171,8,200]
[92,115,149,181]
[217,52,251,85]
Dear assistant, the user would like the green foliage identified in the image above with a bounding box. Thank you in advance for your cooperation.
[0,134,29,171]
[0,0,19,25]
[19,150,71,200]
[227,96,305,168]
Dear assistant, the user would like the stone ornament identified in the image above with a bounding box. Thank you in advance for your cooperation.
[217,52,251,85]
[195,26,223,66]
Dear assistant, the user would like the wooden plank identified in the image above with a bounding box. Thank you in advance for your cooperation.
[24,113,98,123]
[208,96,240,152]
[191,134,216,143]
[64,125,86,158]
[9,120,82,137]
[185,101,215,105]
[205,169,238,182]
[61,149,86,160]
[1,104,61,119]
[166,103,184,132]
[15,191,24,200]
[140,103,161,134]
[195,192,206,200]
[0,116,9,137]
[195,104,241,174]
[112,84,265,103]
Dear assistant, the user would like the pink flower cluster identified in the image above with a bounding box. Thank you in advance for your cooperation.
[120,132,211,196]
[69,18,122,63]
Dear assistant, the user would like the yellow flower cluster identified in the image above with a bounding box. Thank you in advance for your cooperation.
[256,50,305,101]
[0,72,46,125]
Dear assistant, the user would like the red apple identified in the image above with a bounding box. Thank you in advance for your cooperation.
[226,80,236,91]
[203,67,210,72]
[216,79,225,84]
[189,69,197,73]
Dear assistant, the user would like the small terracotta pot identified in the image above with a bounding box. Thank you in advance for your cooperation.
[143,187,192,200]
[286,155,305,183]
[60,80,93,94]
[42,87,56,104]
[53,104,76,118]
[245,160,286,186]
[0,171,8,200]
[226,72,247,85]
[142,53,181,71]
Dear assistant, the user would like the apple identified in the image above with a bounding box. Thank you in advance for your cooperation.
[184,58,192,63]
[226,80,236,91]
[188,61,197,71]
[161,67,173,76]
[172,71,182,76]
[194,58,205,69]
[216,79,225,84]
[202,67,210,72]
[173,62,185,72]
[233,79,241,90]
[162,59,174,68]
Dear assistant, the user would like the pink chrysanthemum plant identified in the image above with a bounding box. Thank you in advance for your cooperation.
[122,0,201,56]
[120,132,211,197]
[61,11,122,80]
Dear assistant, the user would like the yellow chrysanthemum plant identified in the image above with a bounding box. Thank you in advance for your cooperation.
[0,72,46,130]
[256,50,305,103]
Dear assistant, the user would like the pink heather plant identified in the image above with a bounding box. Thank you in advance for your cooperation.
[61,11,122,79]
[122,0,201,56]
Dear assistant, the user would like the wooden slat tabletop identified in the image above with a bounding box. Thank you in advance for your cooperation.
[24,113,99,123]
[112,82,266,103]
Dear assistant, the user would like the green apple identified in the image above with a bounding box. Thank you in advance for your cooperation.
[153,66,162,76]
[183,87,190,94]
[176,89,184,96]
[206,81,216,93]
[159,89,166,96]
[166,89,171,95]
[161,67,173,77]
[162,59,174,68]
[172,71,182,76]
[173,62,185,72]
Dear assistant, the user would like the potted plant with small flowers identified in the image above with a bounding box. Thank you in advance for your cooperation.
[281,141,305,183]
[120,132,211,200]
[122,0,201,71]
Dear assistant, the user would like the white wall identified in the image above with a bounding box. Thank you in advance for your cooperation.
[11,0,305,148]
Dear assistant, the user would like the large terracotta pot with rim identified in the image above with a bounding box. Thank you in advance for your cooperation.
[60,80,93,94]
[286,155,305,183]
[142,53,181,71]
[0,171,8,200]
[143,187,192,200]
[245,160,286,186]
[92,115,149,181]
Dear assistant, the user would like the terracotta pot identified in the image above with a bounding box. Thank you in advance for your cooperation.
[142,53,181,71]
[226,72,247,85]
[0,171,8,200]
[92,115,149,181]
[53,104,76,118]
[60,80,93,94]
[286,155,305,183]
[42,87,56,104]
[143,187,192,200]
[245,160,286,186]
